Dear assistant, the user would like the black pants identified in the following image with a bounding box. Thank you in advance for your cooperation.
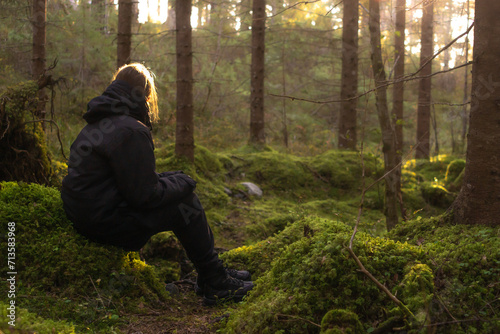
[74,193,220,276]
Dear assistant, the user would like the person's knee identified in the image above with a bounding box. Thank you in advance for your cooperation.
[177,193,204,225]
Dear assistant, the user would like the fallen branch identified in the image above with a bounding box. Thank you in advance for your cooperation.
[346,138,419,322]
[345,247,415,320]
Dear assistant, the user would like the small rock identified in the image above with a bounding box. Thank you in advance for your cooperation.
[240,182,263,197]
[223,187,232,195]
[165,283,179,295]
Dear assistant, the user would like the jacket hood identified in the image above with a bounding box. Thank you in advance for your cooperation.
[84,80,152,130]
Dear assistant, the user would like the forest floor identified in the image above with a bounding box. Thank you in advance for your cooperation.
[121,286,218,334]
[121,214,250,334]
[5,147,497,334]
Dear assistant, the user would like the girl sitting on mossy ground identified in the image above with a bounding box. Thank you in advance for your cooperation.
[60,63,253,305]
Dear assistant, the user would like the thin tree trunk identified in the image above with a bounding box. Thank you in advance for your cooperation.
[117,0,133,68]
[175,0,194,162]
[32,0,47,122]
[369,0,399,231]
[452,0,500,226]
[282,37,288,148]
[249,0,266,145]
[415,0,434,159]
[431,104,439,155]
[393,0,406,220]
[393,0,405,154]
[338,0,359,150]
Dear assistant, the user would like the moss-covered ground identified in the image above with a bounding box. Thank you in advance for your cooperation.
[1,143,498,333]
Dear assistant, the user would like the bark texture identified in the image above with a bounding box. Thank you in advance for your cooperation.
[338,0,359,150]
[369,0,399,231]
[249,0,266,144]
[117,0,133,68]
[393,0,405,154]
[175,0,195,162]
[415,1,434,159]
[452,0,500,226]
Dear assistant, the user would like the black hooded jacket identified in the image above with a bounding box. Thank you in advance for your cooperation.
[61,80,196,249]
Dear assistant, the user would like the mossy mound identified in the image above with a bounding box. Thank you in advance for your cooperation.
[401,156,464,216]
[320,309,364,334]
[308,150,381,191]
[404,155,456,183]
[444,159,465,192]
[389,215,500,333]
[221,213,500,333]
[141,231,186,281]
[225,149,381,200]
[0,81,56,185]
[221,217,431,333]
[0,301,77,334]
[0,182,170,333]
[420,182,455,208]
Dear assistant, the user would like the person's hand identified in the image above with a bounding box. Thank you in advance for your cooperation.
[159,170,184,177]
[174,173,197,191]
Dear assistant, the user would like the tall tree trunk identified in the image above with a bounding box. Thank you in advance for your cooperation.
[415,0,434,159]
[369,0,399,231]
[282,37,288,148]
[338,0,359,150]
[249,0,266,145]
[393,0,405,154]
[175,0,195,162]
[452,0,500,226]
[32,0,47,121]
[393,0,406,219]
[117,0,133,68]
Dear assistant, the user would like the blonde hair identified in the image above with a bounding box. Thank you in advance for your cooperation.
[113,63,159,123]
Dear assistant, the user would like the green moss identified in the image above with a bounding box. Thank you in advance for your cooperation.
[398,264,434,324]
[320,309,364,334]
[220,217,429,333]
[308,150,381,191]
[0,301,76,334]
[444,160,465,192]
[0,81,56,185]
[389,215,500,333]
[448,168,464,192]
[233,151,316,195]
[0,182,170,332]
[141,231,185,281]
[444,159,465,185]
[420,182,455,208]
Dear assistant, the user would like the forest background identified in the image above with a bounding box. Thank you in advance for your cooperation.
[0,0,473,158]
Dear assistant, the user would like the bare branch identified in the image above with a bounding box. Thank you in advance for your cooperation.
[270,62,472,105]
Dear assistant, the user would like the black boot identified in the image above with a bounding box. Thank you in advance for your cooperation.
[201,266,254,305]
[195,267,252,295]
